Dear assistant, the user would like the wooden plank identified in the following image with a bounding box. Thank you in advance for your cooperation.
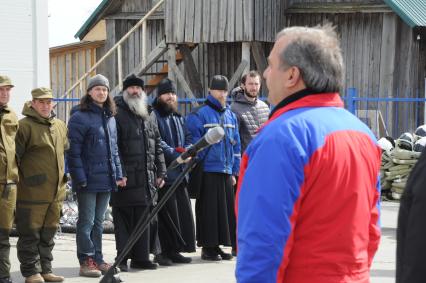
[251,42,267,75]
[165,0,173,43]
[229,59,249,90]
[193,0,202,42]
[241,42,250,75]
[209,0,219,42]
[202,0,210,42]
[203,44,209,95]
[254,0,261,41]
[226,0,235,42]
[217,0,227,42]
[242,0,253,41]
[78,50,85,97]
[176,0,186,42]
[105,19,117,87]
[379,13,396,97]
[167,44,176,81]
[185,0,195,42]
[235,0,243,41]
[180,44,203,97]
[128,21,135,74]
[51,56,58,98]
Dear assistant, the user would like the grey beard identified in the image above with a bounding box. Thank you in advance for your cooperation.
[123,90,149,119]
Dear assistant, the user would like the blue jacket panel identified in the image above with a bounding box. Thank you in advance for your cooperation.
[186,95,241,175]
[153,105,192,185]
[67,103,123,192]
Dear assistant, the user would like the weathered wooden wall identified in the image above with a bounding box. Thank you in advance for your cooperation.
[50,41,104,121]
[286,10,426,136]
[286,12,425,97]
[165,0,285,43]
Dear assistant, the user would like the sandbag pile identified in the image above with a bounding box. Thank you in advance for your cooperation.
[379,125,426,200]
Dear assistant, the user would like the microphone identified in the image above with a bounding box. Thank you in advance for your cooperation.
[169,126,225,169]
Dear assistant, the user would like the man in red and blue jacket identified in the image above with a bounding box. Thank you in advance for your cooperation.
[235,25,382,283]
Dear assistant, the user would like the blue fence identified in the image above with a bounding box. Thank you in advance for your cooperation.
[342,88,426,138]
[54,88,426,139]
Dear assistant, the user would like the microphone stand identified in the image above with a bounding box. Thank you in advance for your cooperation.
[100,157,197,283]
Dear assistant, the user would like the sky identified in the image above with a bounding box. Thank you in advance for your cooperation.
[48,0,103,47]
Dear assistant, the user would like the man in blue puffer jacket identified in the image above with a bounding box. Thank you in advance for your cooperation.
[186,75,241,261]
[67,74,125,278]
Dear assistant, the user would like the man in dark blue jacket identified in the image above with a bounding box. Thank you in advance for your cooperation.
[152,78,195,266]
[186,75,241,261]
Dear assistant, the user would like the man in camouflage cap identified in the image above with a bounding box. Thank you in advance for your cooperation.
[0,76,18,283]
[15,87,68,283]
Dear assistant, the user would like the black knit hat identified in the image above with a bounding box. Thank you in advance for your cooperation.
[157,78,177,96]
[123,74,144,90]
[209,75,229,91]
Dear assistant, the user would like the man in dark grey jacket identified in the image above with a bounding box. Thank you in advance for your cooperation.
[230,71,270,153]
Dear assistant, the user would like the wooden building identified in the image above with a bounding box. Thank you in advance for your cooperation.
[51,0,426,135]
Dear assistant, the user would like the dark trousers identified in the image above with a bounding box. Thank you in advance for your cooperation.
[157,184,195,254]
[196,173,236,248]
[112,205,159,262]
[16,200,61,277]
[0,184,16,278]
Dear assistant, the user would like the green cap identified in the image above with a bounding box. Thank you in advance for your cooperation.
[31,87,53,99]
[0,75,14,87]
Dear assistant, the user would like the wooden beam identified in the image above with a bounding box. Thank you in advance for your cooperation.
[135,39,168,76]
[179,44,203,97]
[104,11,165,20]
[171,64,199,107]
[241,42,251,75]
[251,42,267,75]
[117,45,123,90]
[286,3,392,14]
[168,44,177,81]
[229,59,249,91]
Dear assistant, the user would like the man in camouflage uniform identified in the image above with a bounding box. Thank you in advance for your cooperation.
[15,88,68,283]
[0,76,18,283]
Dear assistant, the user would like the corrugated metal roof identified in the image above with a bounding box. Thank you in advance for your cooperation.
[384,0,426,28]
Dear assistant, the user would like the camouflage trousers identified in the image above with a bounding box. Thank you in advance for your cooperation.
[15,199,62,277]
[0,184,16,278]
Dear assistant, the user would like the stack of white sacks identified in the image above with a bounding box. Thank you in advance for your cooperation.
[378,125,426,200]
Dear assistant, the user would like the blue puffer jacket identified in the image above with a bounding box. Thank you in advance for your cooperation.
[153,99,192,185]
[67,103,123,192]
[186,94,241,175]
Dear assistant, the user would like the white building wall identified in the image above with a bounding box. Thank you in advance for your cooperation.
[0,0,49,115]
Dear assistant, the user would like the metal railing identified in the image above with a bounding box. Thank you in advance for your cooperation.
[343,88,426,138]
[55,87,426,139]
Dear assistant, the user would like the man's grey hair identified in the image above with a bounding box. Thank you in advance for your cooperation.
[276,24,344,93]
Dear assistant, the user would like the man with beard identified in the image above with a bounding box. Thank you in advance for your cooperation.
[186,75,241,261]
[152,78,195,266]
[231,70,269,153]
[110,74,166,272]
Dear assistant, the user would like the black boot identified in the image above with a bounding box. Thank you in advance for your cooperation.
[215,246,233,260]
[154,253,173,266]
[201,247,221,261]
[130,260,158,270]
[167,251,192,263]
